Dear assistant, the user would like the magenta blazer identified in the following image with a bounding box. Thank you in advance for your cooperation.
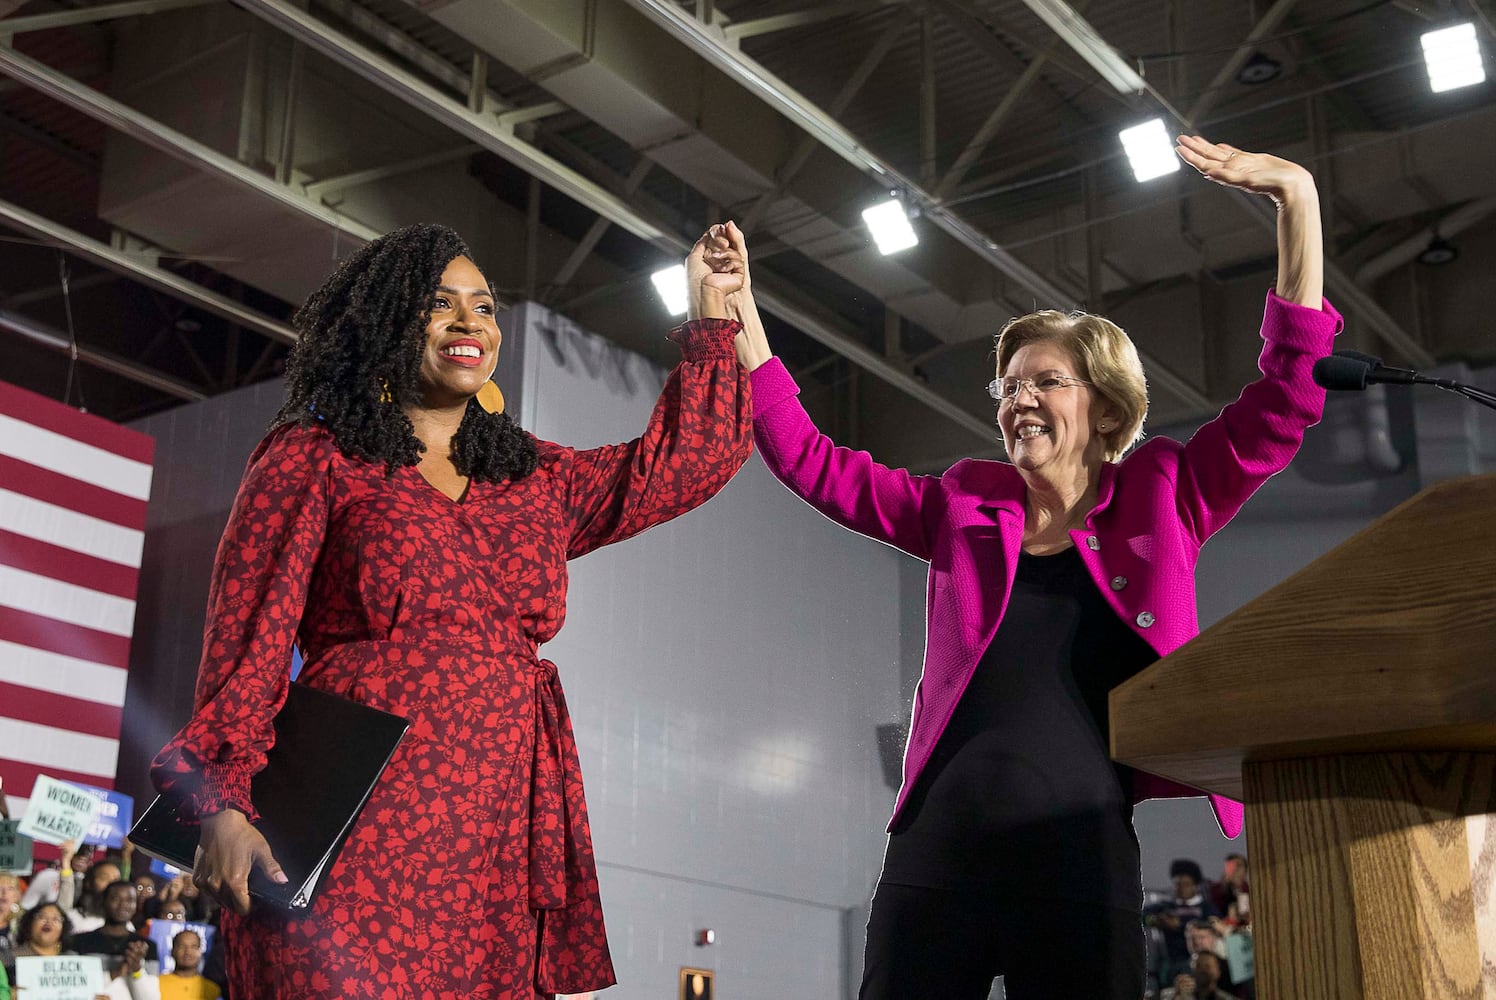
[750,291,1342,838]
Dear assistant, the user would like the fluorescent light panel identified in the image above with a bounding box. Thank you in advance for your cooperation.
[861,198,918,255]
[1119,118,1180,183]
[651,264,688,316]
[1422,23,1485,93]
[1017,0,1146,94]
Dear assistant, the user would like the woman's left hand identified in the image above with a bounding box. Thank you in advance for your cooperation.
[686,223,745,320]
[1175,134,1315,207]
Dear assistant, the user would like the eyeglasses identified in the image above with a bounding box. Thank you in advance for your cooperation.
[987,374,1094,402]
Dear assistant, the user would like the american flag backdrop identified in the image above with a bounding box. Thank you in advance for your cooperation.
[0,379,154,821]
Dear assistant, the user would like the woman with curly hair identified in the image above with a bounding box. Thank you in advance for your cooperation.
[150,222,753,998]
[3,902,76,988]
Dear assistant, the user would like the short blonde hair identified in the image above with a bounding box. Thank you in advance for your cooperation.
[994,309,1148,462]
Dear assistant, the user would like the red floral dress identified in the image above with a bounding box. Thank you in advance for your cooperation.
[150,320,750,999]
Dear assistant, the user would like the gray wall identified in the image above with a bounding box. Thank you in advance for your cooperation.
[514,303,905,998]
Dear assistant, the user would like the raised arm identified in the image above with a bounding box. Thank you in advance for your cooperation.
[1171,137,1339,541]
[1175,134,1322,307]
[719,222,941,560]
[564,226,753,558]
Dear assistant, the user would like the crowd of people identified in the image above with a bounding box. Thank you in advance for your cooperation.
[0,837,1260,999]
[0,841,224,1000]
[1144,854,1254,999]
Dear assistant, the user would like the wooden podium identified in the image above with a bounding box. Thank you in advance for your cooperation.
[1111,474,1496,1000]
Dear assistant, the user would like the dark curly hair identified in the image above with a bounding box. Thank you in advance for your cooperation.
[16,901,72,946]
[273,223,538,482]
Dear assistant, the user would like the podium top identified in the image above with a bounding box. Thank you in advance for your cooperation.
[1110,474,1496,800]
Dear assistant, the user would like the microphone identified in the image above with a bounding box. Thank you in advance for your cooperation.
[1331,350,1420,384]
[1312,350,1496,412]
[1312,354,1373,391]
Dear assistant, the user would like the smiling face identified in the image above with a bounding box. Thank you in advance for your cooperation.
[997,340,1115,481]
[104,883,137,925]
[413,256,501,412]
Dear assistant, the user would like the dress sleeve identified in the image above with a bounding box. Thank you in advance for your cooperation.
[564,318,751,559]
[750,357,940,561]
[148,425,337,821]
[1175,290,1343,544]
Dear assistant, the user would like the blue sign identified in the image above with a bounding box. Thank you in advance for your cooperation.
[149,856,186,879]
[74,785,133,849]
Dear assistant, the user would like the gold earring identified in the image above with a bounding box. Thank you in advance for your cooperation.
[476,381,505,416]
[379,379,393,404]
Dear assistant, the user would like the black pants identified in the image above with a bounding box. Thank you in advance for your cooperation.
[859,882,1146,1000]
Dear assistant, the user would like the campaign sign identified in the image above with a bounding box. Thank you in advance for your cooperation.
[16,776,105,846]
[74,785,133,849]
[147,919,215,975]
[0,819,35,873]
[150,856,187,879]
[15,954,105,1000]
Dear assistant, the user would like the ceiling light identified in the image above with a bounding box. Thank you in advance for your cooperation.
[1118,118,1180,183]
[1422,22,1485,93]
[1016,0,1146,94]
[1416,235,1458,266]
[1236,51,1283,85]
[650,264,688,316]
[861,197,919,255]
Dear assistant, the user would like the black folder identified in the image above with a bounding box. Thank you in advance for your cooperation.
[129,682,409,910]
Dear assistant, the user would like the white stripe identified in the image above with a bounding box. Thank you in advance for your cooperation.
[3,795,23,820]
[0,414,153,501]
[0,565,137,637]
[0,489,144,568]
[0,720,119,778]
[0,640,127,707]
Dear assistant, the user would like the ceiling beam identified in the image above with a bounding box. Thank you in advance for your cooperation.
[189,0,1000,441]
[0,306,208,401]
[722,3,865,44]
[0,0,216,35]
[0,198,297,343]
[0,43,382,243]
[742,7,915,233]
[1185,0,1303,126]
[624,0,1213,411]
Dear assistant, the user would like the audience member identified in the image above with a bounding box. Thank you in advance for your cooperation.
[1144,859,1218,991]
[159,930,221,1000]
[68,881,159,970]
[1160,951,1237,1000]
[0,875,20,953]
[4,902,77,987]
[1207,854,1249,919]
[64,850,122,935]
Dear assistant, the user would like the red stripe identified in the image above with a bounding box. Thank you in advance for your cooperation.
[0,454,148,531]
[0,680,123,740]
[0,606,131,668]
[0,529,139,600]
[0,758,116,799]
[0,380,156,465]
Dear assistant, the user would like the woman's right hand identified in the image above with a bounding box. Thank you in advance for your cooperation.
[193,808,287,915]
[715,222,773,372]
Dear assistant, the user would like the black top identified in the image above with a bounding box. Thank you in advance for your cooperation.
[881,547,1159,906]
[67,928,159,963]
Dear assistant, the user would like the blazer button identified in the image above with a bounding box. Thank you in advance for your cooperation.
[1111,576,1128,591]
[1136,611,1155,628]
[1086,535,1100,551]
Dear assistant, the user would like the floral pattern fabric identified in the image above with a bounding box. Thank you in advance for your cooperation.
[150,319,750,999]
